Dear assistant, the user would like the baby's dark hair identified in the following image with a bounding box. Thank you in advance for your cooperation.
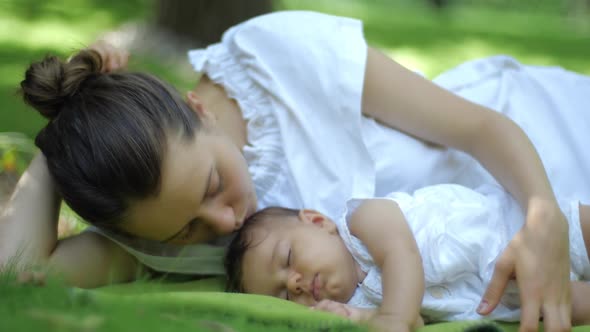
[224,206,299,293]
[20,49,200,230]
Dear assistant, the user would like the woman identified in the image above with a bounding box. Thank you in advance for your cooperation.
[1,11,588,331]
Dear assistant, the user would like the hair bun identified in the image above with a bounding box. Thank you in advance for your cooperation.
[20,50,102,120]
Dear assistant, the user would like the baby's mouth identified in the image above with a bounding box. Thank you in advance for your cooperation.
[311,273,321,302]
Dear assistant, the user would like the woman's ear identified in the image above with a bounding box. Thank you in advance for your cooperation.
[186,91,216,127]
[298,209,337,234]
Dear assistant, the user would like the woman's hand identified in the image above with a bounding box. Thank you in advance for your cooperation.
[479,197,571,332]
[312,299,375,323]
[87,40,129,73]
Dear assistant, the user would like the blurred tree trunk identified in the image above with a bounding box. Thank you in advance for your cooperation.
[572,0,590,13]
[429,0,449,9]
[155,0,273,47]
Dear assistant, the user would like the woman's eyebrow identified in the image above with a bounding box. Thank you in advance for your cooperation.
[161,165,214,243]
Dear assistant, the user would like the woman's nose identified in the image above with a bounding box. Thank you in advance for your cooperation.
[200,204,236,235]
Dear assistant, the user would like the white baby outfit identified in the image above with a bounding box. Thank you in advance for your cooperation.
[339,184,590,322]
[89,11,590,275]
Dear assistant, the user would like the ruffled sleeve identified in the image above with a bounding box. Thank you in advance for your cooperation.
[188,11,375,218]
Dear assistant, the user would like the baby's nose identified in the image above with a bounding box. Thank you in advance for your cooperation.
[287,271,310,296]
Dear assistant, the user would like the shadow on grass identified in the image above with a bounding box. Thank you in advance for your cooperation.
[5,0,154,24]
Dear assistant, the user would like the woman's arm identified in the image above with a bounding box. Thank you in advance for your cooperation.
[0,154,60,267]
[349,199,424,332]
[362,48,556,210]
[361,47,570,332]
[0,41,139,287]
[0,154,141,288]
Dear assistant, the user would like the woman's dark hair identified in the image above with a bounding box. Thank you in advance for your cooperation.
[224,207,299,293]
[20,49,201,229]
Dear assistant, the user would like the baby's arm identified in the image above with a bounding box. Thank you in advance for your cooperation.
[348,199,424,332]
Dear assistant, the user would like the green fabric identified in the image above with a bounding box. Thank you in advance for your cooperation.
[87,227,227,275]
[93,278,590,332]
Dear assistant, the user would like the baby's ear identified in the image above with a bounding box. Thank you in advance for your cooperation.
[298,209,337,234]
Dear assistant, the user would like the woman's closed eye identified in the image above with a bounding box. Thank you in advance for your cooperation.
[180,219,200,240]
[206,171,223,199]
[175,171,221,243]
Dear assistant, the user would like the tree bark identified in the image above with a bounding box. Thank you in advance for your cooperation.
[429,0,450,9]
[155,0,273,47]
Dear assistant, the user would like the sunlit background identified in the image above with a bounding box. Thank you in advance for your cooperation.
[2,0,589,137]
[1,0,589,235]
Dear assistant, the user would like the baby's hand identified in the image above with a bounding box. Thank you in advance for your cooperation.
[87,40,129,73]
[16,270,47,286]
[312,299,375,323]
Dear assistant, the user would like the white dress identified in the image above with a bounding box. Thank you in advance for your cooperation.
[338,184,590,322]
[90,11,590,275]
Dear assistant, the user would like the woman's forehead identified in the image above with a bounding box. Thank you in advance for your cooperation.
[162,134,211,184]
[122,135,213,239]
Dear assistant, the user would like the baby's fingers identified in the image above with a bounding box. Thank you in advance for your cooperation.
[17,270,46,286]
[312,300,350,318]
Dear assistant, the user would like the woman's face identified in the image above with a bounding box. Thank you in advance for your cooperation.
[122,131,258,244]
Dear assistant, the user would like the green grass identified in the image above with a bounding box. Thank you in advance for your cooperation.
[0,270,528,332]
[280,0,590,76]
[0,0,195,138]
[0,272,369,332]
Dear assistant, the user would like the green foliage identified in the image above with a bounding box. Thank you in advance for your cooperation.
[0,133,35,206]
[0,133,36,175]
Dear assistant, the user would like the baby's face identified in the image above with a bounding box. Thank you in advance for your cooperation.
[240,211,362,306]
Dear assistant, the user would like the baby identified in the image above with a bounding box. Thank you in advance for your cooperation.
[224,184,590,330]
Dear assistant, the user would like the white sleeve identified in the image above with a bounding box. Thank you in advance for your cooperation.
[190,11,375,218]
